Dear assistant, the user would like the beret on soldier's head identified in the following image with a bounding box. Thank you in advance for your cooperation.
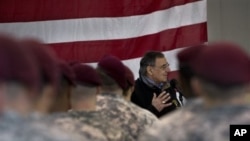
[72,64,101,86]
[125,66,135,87]
[21,39,59,88]
[98,55,127,90]
[190,42,250,86]
[177,45,206,79]
[0,35,39,90]
[68,60,81,67]
[58,60,75,85]
[177,44,207,65]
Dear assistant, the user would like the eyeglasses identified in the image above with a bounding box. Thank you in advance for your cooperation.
[150,63,170,70]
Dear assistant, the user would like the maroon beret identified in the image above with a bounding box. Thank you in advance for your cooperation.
[125,66,135,87]
[68,60,81,67]
[72,64,101,86]
[58,60,75,85]
[0,35,39,91]
[177,45,207,79]
[98,55,127,90]
[177,44,206,65]
[22,39,59,89]
[191,42,250,86]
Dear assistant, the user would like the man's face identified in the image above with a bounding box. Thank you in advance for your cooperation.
[147,57,170,84]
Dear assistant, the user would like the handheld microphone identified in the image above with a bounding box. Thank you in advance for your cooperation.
[169,79,184,106]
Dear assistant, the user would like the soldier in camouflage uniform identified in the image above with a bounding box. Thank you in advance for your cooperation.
[22,39,95,141]
[176,44,207,100]
[22,42,123,141]
[0,35,39,117]
[139,42,250,141]
[21,39,60,116]
[139,101,250,141]
[96,55,158,140]
[0,35,83,141]
[47,63,127,141]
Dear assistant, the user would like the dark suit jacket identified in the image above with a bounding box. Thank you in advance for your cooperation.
[131,78,183,118]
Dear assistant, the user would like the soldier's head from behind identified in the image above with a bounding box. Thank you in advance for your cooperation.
[190,42,250,107]
[123,66,135,101]
[96,55,127,94]
[177,45,206,99]
[0,35,39,116]
[50,60,75,113]
[139,51,170,84]
[71,63,101,111]
[22,39,60,115]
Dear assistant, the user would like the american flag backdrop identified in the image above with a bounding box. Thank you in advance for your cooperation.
[0,0,207,80]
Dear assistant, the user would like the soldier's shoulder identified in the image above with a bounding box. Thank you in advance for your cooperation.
[0,117,85,141]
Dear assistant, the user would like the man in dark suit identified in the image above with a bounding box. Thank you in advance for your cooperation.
[131,51,185,118]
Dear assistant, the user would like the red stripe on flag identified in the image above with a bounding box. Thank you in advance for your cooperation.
[168,70,180,81]
[49,22,207,62]
[0,0,200,23]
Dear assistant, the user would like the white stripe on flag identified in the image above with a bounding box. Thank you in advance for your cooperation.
[0,0,206,44]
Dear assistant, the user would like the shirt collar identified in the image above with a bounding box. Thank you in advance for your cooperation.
[140,75,164,89]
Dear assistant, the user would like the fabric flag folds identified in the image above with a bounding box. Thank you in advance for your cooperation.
[0,0,207,79]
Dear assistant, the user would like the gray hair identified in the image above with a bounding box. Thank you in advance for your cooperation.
[139,51,165,76]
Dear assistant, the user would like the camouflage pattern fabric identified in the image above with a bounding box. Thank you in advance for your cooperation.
[0,112,84,141]
[67,110,128,141]
[96,93,158,140]
[139,100,250,141]
[45,112,108,141]
[46,110,129,141]
[129,101,158,126]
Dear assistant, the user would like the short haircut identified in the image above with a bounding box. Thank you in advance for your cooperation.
[139,51,165,76]
[197,77,249,100]
[71,85,97,102]
[3,82,29,100]
[96,67,121,91]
